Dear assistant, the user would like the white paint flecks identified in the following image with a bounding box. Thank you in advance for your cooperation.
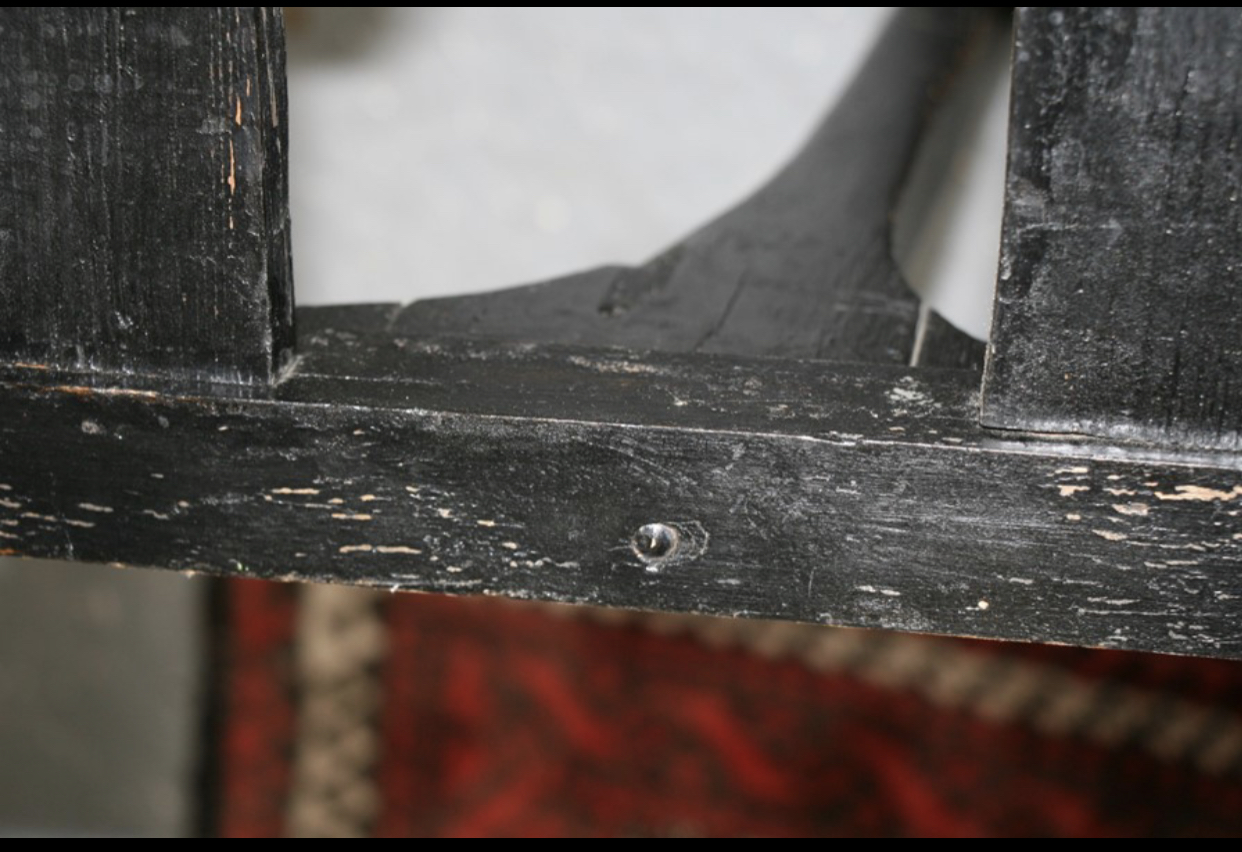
[886,377,937,415]
[339,544,422,555]
[856,585,901,597]
[1154,485,1242,503]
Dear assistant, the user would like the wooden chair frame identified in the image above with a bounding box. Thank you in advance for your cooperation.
[2,8,1240,659]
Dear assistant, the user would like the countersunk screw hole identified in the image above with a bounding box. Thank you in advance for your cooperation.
[632,523,679,565]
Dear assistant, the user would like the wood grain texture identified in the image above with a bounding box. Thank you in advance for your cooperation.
[394,9,995,365]
[2,315,1241,659]
[983,7,1242,450]
[0,7,292,384]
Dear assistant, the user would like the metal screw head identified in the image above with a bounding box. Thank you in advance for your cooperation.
[631,523,679,566]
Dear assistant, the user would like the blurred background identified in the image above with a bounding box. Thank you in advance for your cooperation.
[0,7,1013,836]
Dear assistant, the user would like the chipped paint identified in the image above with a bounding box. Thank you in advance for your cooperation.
[339,544,422,555]
[567,355,667,376]
[1058,485,1089,497]
[886,376,938,414]
[271,487,320,495]
[857,585,901,597]
[1112,502,1150,517]
[1154,485,1242,503]
[1092,529,1127,541]
[77,503,113,513]
[54,386,159,400]
[331,513,373,521]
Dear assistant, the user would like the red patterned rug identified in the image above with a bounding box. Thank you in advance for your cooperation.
[213,579,1242,837]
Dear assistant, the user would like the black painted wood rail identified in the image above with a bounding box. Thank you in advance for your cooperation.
[2,8,1241,659]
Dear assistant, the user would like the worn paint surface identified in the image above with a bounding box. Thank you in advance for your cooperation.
[2,327,1240,658]
[0,8,292,383]
[984,8,1242,450]
[3,8,1240,661]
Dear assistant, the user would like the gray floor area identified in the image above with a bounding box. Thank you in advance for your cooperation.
[0,7,1008,836]
[0,560,203,836]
